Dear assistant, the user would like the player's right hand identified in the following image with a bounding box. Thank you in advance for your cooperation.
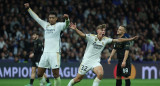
[108,58,111,64]
[24,3,30,9]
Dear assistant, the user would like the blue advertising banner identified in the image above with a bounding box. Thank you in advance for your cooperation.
[0,61,160,79]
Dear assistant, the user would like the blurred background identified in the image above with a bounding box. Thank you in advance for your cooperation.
[0,0,160,63]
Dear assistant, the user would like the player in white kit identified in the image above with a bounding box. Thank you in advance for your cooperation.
[67,23,138,86]
[24,3,70,86]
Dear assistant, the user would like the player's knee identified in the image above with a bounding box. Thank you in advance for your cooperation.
[53,73,59,78]
[52,69,60,78]
[124,77,130,79]
[116,76,121,79]
[37,73,43,78]
[97,73,103,79]
[32,70,36,74]
[38,74,43,78]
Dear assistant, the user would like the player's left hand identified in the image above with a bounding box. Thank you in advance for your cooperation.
[63,14,69,20]
[121,61,126,68]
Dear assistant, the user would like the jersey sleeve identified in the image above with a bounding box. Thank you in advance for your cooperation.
[28,8,48,29]
[105,37,113,44]
[85,34,92,42]
[58,19,70,31]
[124,42,130,50]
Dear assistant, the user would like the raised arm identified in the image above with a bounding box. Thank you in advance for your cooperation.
[69,22,85,38]
[62,14,70,30]
[108,49,116,64]
[24,3,47,29]
[112,36,139,43]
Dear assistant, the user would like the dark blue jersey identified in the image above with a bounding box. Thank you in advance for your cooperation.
[114,35,131,63]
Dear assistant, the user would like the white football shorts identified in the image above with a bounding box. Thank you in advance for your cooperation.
[38,52,61,69]
[78,61,101,75]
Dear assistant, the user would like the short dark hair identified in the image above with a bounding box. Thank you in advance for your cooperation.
[96,24,106,30]
[32,32,39,36]
[120,25,127,33]
[49,11,57,17]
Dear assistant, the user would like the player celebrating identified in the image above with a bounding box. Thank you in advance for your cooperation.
[108,26,132,86]
[25,32,51,86]
[24,3,70,86]
[67,23,138,86]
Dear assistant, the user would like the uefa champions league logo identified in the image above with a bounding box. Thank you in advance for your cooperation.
[86,70,96,79]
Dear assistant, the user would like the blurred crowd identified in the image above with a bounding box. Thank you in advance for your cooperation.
[0,0,160,63]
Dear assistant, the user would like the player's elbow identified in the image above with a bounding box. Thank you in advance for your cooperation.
[97,72,104,80]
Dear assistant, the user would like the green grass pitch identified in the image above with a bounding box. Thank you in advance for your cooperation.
[0,79,159,86]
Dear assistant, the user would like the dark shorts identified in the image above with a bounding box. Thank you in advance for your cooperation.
[117,62,131,77]
[31,55,41,67]
[31,61,39,67]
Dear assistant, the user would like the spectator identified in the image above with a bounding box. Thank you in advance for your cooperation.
[152,21,159,34]
[0,52,6,60]
[0,37,6,50]
[8,52,14,60]
[0,0,160,62]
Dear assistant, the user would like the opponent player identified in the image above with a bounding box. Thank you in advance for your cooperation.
[108,26,132,86]
[25,32,51,86]
[24,3,70,86]
[67,23,138,86]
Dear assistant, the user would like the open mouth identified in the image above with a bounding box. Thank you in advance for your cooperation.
[102,34,105,36]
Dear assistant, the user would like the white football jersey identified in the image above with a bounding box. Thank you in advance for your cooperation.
[82,34,113,62]
[28,8,70,52]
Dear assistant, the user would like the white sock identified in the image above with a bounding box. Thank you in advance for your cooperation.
[67,79,75,86]
[42,75,46,82]
[54,77,61,86]
[39,76,45,86]
[92,77,101,86]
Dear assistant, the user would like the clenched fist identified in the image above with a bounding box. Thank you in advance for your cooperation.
[63,14,69,20]
[24,3,30,9]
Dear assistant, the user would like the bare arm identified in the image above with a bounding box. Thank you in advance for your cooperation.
[112,36,139,43]
[108,49,116,64]
[121,50,129,67]
[70,22,85,38]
